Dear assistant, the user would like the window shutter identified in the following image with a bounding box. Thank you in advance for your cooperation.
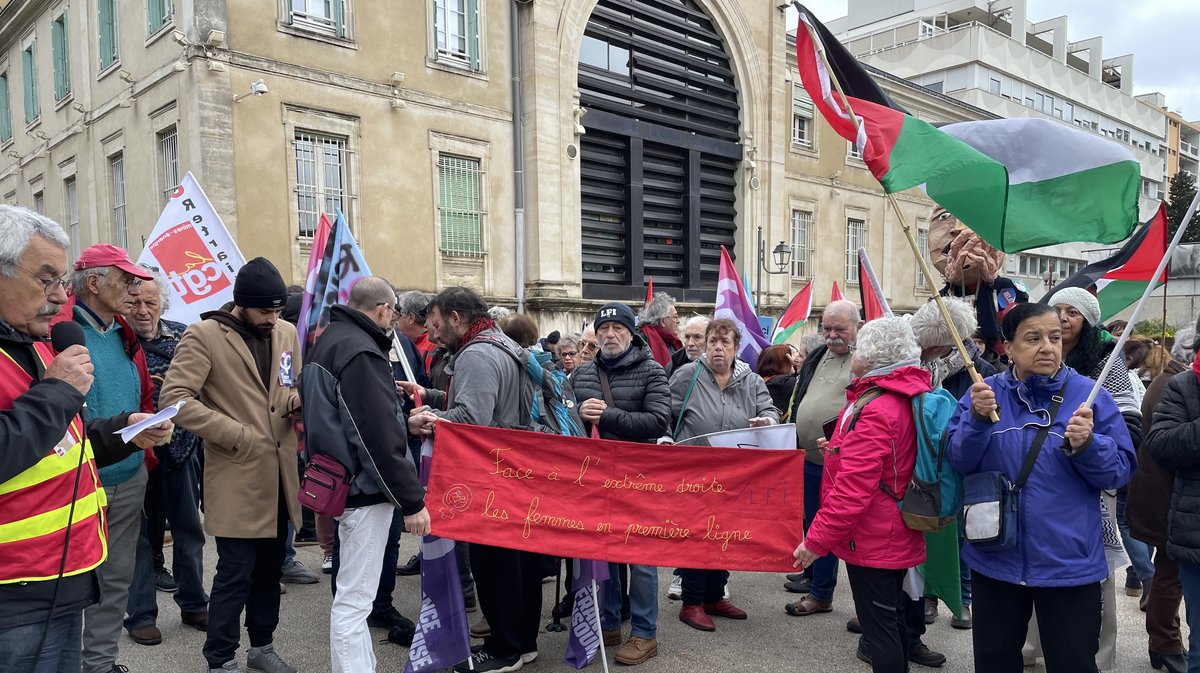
[99,0,115,69]
[0,75,10,142]
[22,47,38,124]
[333,0,346,38]
[53,17,70,100]
[792,82,813,120]
[466,0,479,70]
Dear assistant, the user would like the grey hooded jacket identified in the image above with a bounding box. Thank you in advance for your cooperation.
[668,357,780,441]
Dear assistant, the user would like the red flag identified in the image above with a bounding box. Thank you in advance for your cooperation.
[831,281,844,302]
[645,277,654,306]
[857,248,891,321]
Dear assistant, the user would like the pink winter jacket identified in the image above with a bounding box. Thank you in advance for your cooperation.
[804,363,931,569]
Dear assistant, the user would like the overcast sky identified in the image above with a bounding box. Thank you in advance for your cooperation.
[792,0,1200,122]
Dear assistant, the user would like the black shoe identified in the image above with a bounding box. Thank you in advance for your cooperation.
[784,577,812,594]
[785,572,809,583]
[387,623,416,646]
[846,617,862,634]
[923,600,938,624]
[368,607,415,631]
[551,597,574,620]
[856,641,872,666]
[396,554,421,576]
[1150,651,1187,673]
[454,651,522,673]
[910,643,947,668]
[155,567,178,593]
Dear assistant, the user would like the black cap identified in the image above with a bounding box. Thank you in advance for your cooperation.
[233,257,288,310]
[594,302,637,334]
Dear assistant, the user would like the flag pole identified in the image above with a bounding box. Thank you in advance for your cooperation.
[591,578,611,673]
[795,5,997,421]
[1083,191,1200,409]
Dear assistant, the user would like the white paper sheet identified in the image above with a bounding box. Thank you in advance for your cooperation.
[116,400,184,444]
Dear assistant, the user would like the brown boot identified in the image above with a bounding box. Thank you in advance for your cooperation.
[679,604,715,631]
[127,624,162,646]
[602,629,622,647]
[615,636,659,665]
[785,595,832,617]
[181,610,209,632]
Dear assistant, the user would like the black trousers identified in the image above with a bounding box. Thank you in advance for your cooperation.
[847,564,910,673]
[679,568,729,606]
[469,543,544,659]
[972,571,1100,673]
[203,504,287,668]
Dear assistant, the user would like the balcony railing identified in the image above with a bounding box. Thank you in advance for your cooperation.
[1181,141,1199,158]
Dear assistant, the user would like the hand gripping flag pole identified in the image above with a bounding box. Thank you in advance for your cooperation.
[793,1,998,421]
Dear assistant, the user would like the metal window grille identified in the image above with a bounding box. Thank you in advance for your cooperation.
[294,131,349,237]
[845,217,865,285]
[110,154,127,249]
[64,177,79,259]
[158,127,179,203]
[437,153,483,257]
[790,209,812,279]
[916,228,929,289]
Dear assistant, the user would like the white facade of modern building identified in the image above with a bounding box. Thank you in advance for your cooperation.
[825,0,1169,299]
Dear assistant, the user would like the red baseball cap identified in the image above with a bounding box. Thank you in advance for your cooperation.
[74,244,154,280]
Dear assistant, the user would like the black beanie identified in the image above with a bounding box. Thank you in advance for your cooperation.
[233,257,288,309]
[594,302,637,334]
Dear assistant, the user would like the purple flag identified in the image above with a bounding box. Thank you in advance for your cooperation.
[404,440,471,673]
[564,560,610,669]
[298,210,371,355]
[715,246,771,369]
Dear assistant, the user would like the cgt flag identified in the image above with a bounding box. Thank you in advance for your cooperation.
[136,172,246,324]
[298,210,372,354]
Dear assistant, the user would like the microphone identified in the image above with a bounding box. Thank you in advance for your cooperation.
[50,321,89,418]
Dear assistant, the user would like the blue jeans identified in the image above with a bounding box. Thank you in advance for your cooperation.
[126,453,208,629]
[1176,559,1200,673]
[0,612,83,673]
[803,460,838,601]
[1117,487,1156,583]
[601,563,658,639]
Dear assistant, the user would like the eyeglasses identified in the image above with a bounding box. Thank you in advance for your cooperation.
[580,341,599,353]
[377,302,401,317]
[15,264,69,296]
[560,350,579,359]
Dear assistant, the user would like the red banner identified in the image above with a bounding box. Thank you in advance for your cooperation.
[426,421,805,571]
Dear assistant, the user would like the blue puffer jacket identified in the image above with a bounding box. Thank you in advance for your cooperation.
[945,365,1136,587]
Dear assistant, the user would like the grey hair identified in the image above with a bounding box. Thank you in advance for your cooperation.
[822,300,862,324]
[638,291,676,325]
[909,298,977,349]
[800,333,824,354]
[557,332,581,351]
[396,290,433,318]
[487,305,512,322]
[683,315,710,332]
[137,263,171,311]
[68,265,114,299]
[0,205,70,278]
[854,316,920,371]
[1173,326,1197,364]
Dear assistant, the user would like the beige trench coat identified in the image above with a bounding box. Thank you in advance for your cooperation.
[160,317,302,538]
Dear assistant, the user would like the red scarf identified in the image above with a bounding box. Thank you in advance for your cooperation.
[641,324,682,368]
[1192,355,1200,384]
[458,317,497,350]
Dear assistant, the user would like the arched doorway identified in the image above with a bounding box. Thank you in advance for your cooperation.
[578,0,742,301]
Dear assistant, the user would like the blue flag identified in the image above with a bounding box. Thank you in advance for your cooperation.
[298,210,371,355]
[564,560,610,669]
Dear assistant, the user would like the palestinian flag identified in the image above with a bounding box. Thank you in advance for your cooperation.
[830,281,844,302]
[1044,205,1167,322]
[772,280,813,344]
[858,248,891,321]
[939,119,1141,253]
[794,6,1008,234]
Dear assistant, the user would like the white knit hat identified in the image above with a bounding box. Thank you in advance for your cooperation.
[1050,287,1100,326]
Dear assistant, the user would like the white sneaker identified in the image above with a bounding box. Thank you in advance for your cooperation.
[667,575,682,600]
[322,554,333,574]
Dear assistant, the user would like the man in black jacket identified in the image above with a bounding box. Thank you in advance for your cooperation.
[0,205,171,672]
[300,276,429,673]
[572,302,671,665]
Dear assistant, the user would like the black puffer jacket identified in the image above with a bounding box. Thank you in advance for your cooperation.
[1145,369,1200,563]
[572,336,671,442]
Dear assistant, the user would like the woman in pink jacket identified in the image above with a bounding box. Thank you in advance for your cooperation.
[794,316,930,673]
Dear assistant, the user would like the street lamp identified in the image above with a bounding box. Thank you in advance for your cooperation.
[756,224,793,307]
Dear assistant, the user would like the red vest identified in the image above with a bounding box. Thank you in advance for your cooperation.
[0,341,107,583]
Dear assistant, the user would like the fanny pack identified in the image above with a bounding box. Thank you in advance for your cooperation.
[961,394,1062,551]
[297,453,352,517]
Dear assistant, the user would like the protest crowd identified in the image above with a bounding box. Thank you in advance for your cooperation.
[0,192,1194,673]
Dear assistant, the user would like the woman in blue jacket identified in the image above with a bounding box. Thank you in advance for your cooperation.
[945,302,1136,673]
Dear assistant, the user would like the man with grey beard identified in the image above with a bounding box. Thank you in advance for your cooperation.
[782,300,860,618]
